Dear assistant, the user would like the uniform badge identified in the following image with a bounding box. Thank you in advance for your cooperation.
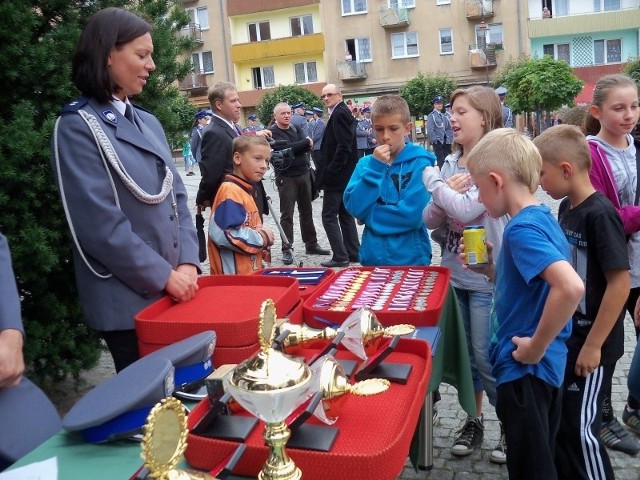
[102,110,117,124]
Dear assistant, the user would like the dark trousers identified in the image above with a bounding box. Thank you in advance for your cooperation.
[432,141,448,168]
[102,329,140,373]
[496,374,563,480]
[276,171,318,251]
[321,189,360,262]
[555,363,614,480]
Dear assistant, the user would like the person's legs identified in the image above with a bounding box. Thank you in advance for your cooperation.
[296,172,319,246]
[322,190,348,263]
[276,175,297,249]
[555,363,614,480]
[101,329,140,373]
[337,199,360,261]
[625,338,640,434]
[496,375,561,480]
[432,142,447,168]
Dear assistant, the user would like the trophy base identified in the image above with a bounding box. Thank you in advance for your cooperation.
[258,468,302,480]
[288,424,339,452]
[196,415,258,442]
[355,361,412,385]
[337,359,357,377]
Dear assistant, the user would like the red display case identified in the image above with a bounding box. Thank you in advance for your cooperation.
[135,275,300,366]
[302,266,450,329]
[252,267,336,300]
[185,338,431,480]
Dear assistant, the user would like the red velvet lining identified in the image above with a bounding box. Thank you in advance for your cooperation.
[135,275,299,348]
[252,268,336,300]
[185,338,431,480]
[302,266,451,328]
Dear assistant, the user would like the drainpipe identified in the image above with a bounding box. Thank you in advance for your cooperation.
[219,0,231,80]
[516,0,523,54]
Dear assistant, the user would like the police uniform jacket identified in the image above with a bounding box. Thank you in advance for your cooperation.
[291,113,309,137]
[51,98,200,332]
[427,109,450,145]
[356,117,373,150]
[310,118,326,151]
[190,125,204,163]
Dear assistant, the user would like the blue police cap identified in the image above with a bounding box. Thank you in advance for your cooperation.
[247,114,257,121]
[305,110,314,116]
[144,331,216,392]
[433,96,444,104]
[62,356,174,443]
[312,107,323,114]
[445,103,451,108]
[195,110,210,120]
[362,107,371,113]
[495,86,508,96]
[292,102,305,110]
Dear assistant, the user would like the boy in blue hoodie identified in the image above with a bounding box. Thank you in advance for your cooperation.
[344,95,436,265]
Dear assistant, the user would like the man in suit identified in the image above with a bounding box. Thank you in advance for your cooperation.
[0,232,61,470]
[196,82,270,216]
[317,84,360,268]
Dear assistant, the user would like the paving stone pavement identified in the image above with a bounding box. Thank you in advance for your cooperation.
[51,161,640,478]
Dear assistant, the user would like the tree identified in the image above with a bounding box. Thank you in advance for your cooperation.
[399,73,458,118]
[623,58,640,84]
[0,0,197,383]
[256,85,322,127]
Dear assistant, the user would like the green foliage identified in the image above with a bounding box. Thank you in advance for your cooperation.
[256,85,322,127]
[399,73,458,117]
[0,0,197,383]
[623,58,640,84]
[500,55,584,114]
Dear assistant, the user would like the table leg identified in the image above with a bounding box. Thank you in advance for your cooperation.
[417,393,433,470]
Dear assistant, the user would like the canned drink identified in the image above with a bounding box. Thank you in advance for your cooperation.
[463,226,488,265]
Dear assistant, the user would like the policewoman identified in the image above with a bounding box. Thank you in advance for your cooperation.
[51,8,200,372]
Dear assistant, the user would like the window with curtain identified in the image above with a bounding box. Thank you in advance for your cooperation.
[594,0,620,11]
[294,62,318,83]
[391,31,419,58]
[594,39,621,64]
[291,15,313,36]
[251,66,275,89]
[342,0,367,15]
[248,21,271,42]
[554,0,568,17]
[191,51,214,74]
[439,28,453,54]
[345,37,372,61]
[186,7,209,29]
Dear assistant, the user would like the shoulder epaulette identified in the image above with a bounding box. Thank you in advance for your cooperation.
[59,98,88,115]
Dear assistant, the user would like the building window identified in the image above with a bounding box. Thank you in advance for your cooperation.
[294,62,318,84]
[345,37,372,62]
[391,31,419,58]
[290,15,313,36]
[593,0,620,11]
[248,21,271,42]
[594,39,621,64]
[436,0,451,5]
[251,66,275,89]
[185,7,209,29]
[475,23,503,48]
[342,0,367,15]
[191,51,214,74]
[439,28,453,54]
[390,0,415,7]
[543,43,570,63]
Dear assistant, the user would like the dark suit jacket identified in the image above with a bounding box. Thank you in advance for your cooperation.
[196,115,237,206]
[318,102,358,191]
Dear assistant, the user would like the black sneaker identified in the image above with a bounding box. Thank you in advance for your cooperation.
[600,417,640,455]
[451,416,484,456]
[622,405,640,436]
[282,250,294,265]
[490,422,507,464]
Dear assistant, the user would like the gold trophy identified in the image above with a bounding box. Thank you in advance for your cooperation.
[277,307,415,360]
[223,299,313,480]
[310,354,390,424]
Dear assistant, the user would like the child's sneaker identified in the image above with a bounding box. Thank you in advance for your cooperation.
[600,417,640,455]
[451,415,484,456]
[490,422,507,464]
[622,405,640,436]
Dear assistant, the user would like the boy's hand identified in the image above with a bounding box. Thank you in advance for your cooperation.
[445,172,472,194]
[459,238,496,281]
[264,227,275,245]
[373,144,392,165]
[575,344,601,377]
[511,336,545,364]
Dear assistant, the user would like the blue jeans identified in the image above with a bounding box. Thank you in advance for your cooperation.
[454,287,497,406]
[184,154,195,171]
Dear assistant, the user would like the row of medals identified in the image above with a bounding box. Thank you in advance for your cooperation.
[312,267,440,312]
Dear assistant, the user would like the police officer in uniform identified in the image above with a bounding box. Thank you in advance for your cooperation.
[356,106,376,157]
[495,86,513,128]
[309,107,326,169]
[427,95,452,168]
[291,102,309,137]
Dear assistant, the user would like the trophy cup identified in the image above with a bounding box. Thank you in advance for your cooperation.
[223,299,313,480]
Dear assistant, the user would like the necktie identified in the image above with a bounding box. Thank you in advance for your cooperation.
[125,104,139,130]
[234,124,242,137]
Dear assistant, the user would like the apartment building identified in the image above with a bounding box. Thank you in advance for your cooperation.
[527,0,640,104]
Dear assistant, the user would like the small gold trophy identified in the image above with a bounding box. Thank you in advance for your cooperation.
[223,299,313,480]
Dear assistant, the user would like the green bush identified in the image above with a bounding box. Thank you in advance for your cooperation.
[256,85,323,128]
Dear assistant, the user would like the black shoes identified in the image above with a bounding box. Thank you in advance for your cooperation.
[349,255,359,263]
[321,259,349,268]
[282,250,294,265]
[186,171,195,176]
[305,244,331,255]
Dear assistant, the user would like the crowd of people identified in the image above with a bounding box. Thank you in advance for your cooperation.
[2,6,640,479]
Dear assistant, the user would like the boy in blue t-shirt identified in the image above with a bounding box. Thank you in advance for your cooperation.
[464,128,584,479]
[344,95,435,266]
[534,125,629,479]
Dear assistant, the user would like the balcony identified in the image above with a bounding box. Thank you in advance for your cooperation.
[465,0,494,20]
[528,7,640,38]
[179,71,208,92]
[179,23,204,44]
[231,33,324,63]
[468,44,497,70]
[379,6,410,28]
[337,60,367,81]
[227,0,320,16]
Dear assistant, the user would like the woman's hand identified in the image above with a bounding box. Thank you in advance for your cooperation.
[166,266,199,302]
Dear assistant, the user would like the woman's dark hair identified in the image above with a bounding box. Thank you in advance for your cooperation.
[72,8,151,102]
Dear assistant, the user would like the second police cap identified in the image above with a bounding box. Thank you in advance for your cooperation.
[247,114,257,121]
[495,85,508,96]
[312,107,323,114]
[433,96,444,104]
[195,110,209,119]
[292,102,305,109]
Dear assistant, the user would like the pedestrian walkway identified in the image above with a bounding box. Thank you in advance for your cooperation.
[178,165,640,479]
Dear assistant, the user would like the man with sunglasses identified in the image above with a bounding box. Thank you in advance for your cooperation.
[317,84,360,267]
